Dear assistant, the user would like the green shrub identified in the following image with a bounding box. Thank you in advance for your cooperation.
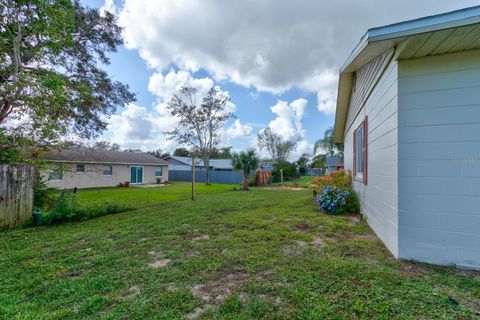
[316,186,360,215]
[33,170,53,210]
[272,160,298,182]
[309,169,352,192]
[44,191,132,225]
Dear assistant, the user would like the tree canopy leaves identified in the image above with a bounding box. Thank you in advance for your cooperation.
[166,86,233,184]
[0,0,134,147]
[313,127,344,157]
[232,148,258,190]
[257,128,296,162]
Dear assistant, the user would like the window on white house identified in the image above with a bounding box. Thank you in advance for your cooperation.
[76,164,85,173]
[354,117,368,184]
[355,123,364,177]
[103,165,112,176]
[154,167,162,177]
[49,166,63,181]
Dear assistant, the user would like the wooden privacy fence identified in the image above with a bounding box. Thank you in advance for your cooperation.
[255,171,271,186]
[0,165,34,229]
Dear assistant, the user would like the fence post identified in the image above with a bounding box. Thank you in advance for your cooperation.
[191,157,196,201]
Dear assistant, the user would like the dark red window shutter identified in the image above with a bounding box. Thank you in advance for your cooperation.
[353,130,356,177]
[363,116,368,185]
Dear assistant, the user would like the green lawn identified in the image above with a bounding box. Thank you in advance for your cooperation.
[1,183,479,319]
[271,175,315,188]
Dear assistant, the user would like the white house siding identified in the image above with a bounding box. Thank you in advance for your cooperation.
[398,49,480,269]
[344,57,399,257]
[44,163,169,189]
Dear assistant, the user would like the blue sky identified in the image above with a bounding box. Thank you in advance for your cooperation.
[82,0,479,158]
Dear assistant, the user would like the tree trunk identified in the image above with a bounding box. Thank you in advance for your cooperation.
[203,158,210,185]
[242,171,249,191]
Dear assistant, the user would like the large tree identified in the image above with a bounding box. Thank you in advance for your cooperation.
[148,148,170,159]
[173,147,190,157]
[211,146,233,159]
[257,128,296,162]
[0,0,134,149]
[166,86,232,184]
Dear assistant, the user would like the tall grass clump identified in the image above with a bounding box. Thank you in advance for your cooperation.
[44,190,132,225]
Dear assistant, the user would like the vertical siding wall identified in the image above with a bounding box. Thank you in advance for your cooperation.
[44,164,168,189]
[344,59,399,257]
[398,50,480,269]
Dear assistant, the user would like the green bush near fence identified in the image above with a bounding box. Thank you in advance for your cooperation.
[43,191,132,225]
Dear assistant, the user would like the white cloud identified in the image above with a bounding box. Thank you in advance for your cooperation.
[105,70,236,151]
[107,103,178,151]
[316,90,337,115]
[117,0,476,114]
[148,69,213,102]
[268,98,307,142]
[264,98,313,160]
[99,0,118,16]
[226,119,252,138]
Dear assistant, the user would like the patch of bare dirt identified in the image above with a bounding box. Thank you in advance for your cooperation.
[148,259,171,268]
[312,237,325,249]
[340,230,378,241]
[296,222,310,231]
[123,285,140,299]
[187,305,213,320]
[346,215,361,224]
[398,262,427,276]
[192,235,210,242]
[283,238,325,256]
[189,269,273,318]
[192,273,248,303]
[78,237,90,243]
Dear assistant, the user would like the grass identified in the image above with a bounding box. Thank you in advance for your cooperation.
[271,175,315,188]
[1,182,479,319]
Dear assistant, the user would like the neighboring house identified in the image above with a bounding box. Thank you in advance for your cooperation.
[258,161,275,172]
[43,148,168,189]
[164,156,234,171]
[164,156,204,171]
[326,156,344,173]
[333,6,480,269]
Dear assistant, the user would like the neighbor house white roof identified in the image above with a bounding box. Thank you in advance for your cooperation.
[164,156,233,170]
[333,5,480,142]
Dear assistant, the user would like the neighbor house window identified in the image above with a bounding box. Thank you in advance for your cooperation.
[49,166,63,181]
[76,164,85,173]
[154,167,162,177]
[353,117,368,184]
[103,165,112,176]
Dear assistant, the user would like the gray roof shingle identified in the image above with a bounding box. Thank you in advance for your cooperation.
[44,148,168,165]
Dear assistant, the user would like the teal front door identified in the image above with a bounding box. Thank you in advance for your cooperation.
[130,166,143,184]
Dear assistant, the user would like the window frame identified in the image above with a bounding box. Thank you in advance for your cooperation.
[76,164,85,174]
[103,165,113,176]
[48,166,63,181]
[154,166,163,177]
[353,116,368,185]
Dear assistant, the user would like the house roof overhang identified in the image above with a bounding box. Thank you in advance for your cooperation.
[333,5,480,143]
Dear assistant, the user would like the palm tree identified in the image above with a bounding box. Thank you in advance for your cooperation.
[314,127,344,158]
[231,149,259,191]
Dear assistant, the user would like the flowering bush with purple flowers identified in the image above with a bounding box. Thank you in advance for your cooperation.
[316,186,360,215]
